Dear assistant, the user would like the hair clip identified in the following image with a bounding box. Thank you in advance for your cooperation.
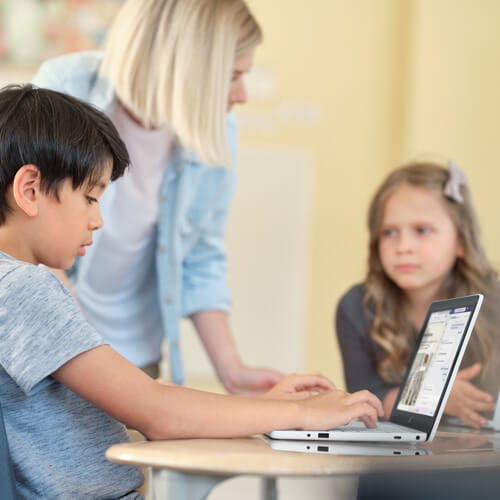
[444,160,468,204]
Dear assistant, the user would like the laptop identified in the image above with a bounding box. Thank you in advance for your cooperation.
[267,294,483,443]
[266,438,431,456]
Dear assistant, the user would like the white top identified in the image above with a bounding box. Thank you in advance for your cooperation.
[76,103,172,366]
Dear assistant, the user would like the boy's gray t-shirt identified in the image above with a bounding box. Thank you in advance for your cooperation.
[0,252,144,499]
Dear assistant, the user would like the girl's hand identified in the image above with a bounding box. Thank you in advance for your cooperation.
[262,373,336,400]
[298,389,384,430]
[445,363,496,429]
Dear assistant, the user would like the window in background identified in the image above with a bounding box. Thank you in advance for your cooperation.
[0,0,121,67]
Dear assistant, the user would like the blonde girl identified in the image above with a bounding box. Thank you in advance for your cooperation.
[33,0,284,392]
[336,161,500,428]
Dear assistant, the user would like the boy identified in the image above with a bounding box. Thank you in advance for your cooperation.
[0,85,382,498]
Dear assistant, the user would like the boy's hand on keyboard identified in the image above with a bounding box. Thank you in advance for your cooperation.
[263,373,336,400]
[299,389,383,430]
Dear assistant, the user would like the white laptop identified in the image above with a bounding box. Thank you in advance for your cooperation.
[266,438,432,456]
[267,294,483,443]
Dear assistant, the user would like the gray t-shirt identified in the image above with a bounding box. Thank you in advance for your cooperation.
[0,252,144,499]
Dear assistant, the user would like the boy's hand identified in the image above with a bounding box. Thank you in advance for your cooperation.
[445,363,496,429]
[299,389,384,430]
[262,373,336,400]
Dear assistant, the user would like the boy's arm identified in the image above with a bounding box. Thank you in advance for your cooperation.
[52,345,383,440]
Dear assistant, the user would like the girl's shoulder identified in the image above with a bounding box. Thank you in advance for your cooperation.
[336,283,374,339]
[337,283,367,312]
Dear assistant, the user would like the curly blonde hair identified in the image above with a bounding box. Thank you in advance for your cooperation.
[365,162,500,385]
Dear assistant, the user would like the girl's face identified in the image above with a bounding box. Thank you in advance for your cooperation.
[227,49,254,111]
[378,184,463,299]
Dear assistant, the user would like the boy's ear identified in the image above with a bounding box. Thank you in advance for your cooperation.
[12,164,42,217]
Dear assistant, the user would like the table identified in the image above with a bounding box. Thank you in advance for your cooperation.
[106,427,500,500]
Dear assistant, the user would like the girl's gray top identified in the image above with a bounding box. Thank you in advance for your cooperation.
[335,284,397,402]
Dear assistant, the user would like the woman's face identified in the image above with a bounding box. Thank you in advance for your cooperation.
[227,49,254,112]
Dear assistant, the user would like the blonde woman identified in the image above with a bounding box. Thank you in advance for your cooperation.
[32,0,284,391]
[336,161,500,428]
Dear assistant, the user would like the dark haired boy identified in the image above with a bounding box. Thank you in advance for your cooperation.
[0,84,143,498]
[0,85,382,499]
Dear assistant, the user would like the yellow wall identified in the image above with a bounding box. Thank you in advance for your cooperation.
[239,0,500,387]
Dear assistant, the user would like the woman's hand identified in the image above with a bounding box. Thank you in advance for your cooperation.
[298,389,384,430]
[445,363,496,429]
[262,373,336,400]
[222,364,285,395]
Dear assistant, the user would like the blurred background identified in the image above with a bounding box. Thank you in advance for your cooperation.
[1,0,499,393]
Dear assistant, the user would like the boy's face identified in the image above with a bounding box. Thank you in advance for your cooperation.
[33,162,112,269]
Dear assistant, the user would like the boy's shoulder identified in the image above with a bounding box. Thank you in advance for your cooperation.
[0,253,69,301]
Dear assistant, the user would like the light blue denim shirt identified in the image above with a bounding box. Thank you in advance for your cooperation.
[32,51,238,384]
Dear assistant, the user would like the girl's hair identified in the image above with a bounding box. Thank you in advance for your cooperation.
[100,0,262,166]
[365,162,500,384]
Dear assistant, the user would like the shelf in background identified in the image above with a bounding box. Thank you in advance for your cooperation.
[0,64,37,86]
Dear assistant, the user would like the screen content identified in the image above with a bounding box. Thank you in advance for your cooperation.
[397,306,472,417]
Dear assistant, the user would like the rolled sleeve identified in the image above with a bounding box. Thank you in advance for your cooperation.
[181,180,235,317]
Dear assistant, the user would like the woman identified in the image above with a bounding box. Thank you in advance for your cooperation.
[33,0,283,391]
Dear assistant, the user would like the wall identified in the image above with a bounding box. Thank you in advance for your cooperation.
[236,0,500,388]
[237,0,410,386]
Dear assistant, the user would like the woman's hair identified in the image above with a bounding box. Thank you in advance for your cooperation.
[365,161,500,384]
[0,84,129,225]
[100,0,262,166]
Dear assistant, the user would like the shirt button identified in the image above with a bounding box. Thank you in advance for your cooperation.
[159,245,167,253]
[164,297,173,304]
[161,194,168,202]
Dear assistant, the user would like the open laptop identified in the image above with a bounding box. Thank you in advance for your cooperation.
[267,294,483,443]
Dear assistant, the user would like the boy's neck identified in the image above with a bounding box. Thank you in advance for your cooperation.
[0,222,37,265]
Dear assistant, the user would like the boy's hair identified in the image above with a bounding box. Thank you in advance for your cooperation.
[100,0,262,167]
[0,84,129,225]
[364,162,500,385]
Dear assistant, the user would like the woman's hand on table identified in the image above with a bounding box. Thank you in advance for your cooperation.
[262,373,336,400]
[222,363,285,395]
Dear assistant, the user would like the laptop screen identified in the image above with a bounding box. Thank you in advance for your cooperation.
[396,306,472,417]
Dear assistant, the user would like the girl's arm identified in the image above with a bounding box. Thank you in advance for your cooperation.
[444,363,495,429]
[52,345,383,440]
[380,364,495,426]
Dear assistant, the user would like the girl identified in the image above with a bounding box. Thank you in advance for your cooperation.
[336,161,500,429]
[33,0,283,392]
